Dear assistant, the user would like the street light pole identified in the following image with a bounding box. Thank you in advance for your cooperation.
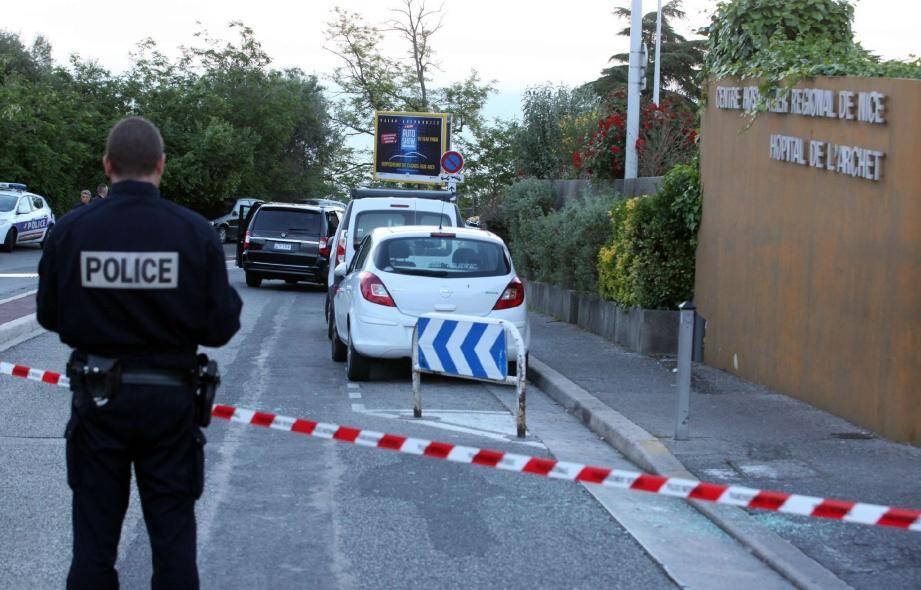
[624,0,644,180]
[653,0,663,106]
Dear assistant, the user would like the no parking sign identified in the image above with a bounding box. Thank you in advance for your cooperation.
[440,151,465,174]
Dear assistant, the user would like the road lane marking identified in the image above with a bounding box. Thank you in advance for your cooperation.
[352,406,545,449]
[196,296,297,548]
[0,273,38,278]
[346,383,364,411]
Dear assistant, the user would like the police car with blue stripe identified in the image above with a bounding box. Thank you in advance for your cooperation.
[0,182,55,252]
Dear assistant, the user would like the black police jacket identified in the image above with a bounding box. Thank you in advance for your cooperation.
[37,180,243,367]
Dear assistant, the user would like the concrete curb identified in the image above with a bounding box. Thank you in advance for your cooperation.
[528,356,852,590]
[0,313,46,355]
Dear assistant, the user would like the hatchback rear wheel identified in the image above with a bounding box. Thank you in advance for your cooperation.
[346,326,370,381]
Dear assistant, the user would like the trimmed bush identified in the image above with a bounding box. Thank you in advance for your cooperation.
[497,178,556,278]
[597,161,701,309]
[491,178,619,293]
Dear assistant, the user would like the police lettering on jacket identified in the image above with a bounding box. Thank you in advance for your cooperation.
[81,252,179,289]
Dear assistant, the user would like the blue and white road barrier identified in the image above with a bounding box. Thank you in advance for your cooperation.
[412,313,527,437]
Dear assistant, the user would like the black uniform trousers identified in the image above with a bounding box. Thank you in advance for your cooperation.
[65,381,205,590]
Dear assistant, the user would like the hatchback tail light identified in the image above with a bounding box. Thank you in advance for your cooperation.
[243,230,252,251]
[359,272,396,307]
[493,277,525,310]
[319,236,330,257]
[336,234,347,265]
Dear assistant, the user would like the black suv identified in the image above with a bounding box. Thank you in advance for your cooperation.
[236,202,341,288]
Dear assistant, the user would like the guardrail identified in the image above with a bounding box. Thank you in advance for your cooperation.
[411,313,527,437]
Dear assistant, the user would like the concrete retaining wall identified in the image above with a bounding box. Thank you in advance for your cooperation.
[525,281,679,355]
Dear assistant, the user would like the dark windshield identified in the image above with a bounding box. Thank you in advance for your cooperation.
[0,195,16,213]
[354,210,452,245]
[374,237,510,278]
[252,209,320,235]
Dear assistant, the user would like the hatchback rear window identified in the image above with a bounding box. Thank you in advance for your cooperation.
[374,237,510,278]
[354,210,452,245]
[252,208,320,235]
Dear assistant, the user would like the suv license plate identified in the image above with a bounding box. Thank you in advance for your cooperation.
[273,242,294,251]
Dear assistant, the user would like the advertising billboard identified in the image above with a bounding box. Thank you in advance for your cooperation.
[373,111,450,184]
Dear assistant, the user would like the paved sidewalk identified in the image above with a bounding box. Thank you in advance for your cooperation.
[528,311,921,590]
[0,293,36,324]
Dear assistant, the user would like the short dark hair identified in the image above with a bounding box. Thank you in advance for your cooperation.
[104,117,164,177]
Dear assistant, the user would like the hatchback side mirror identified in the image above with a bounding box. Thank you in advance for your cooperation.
[334,263,347,278]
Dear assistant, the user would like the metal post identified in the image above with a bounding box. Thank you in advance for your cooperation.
[514,326,527,438]
[624,0,644,180]
[675,300,695,440]
[653,0,663,106]
[412,327,422,418]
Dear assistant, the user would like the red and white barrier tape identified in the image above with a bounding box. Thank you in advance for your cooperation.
[3,360,919,532]
[1,361,69,387]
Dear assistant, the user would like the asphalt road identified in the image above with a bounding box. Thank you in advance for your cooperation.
[0,247,794,589]
[0,245,41,302]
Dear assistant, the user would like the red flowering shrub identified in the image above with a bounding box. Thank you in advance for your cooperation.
[574,90,697,181]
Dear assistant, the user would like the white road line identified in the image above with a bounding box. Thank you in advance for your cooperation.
[360,408,511,415]
[348,391,362,399]
[347,383,360,389]
[0,289,37,306]
[196,297,296,548]
[0,273,38,279]
[352,407,546,449]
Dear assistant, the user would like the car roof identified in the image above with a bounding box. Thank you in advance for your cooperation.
[257,202,324,212]
[349,196,455,213]
[299,198,345,207]
[350,187,453,202]
[367,225,504,243]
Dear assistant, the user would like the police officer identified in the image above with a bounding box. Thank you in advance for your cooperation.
[37,117,243,589]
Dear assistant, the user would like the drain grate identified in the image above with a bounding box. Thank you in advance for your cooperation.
[830,431,875,440]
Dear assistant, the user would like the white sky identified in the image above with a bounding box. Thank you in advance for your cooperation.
[3,1,920,120]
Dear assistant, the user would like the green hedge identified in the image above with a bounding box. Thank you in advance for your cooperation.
[597,162,701,309]
[496,179,618,292]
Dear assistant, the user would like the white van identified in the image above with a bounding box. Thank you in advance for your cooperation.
[325,187,464,333]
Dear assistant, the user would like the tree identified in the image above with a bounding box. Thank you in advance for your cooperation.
[125,23,337,211]
[0,31,128,211]
[461,119,518,216]
[513,84,598,179]
[386,0,443,109]
[0,25,337,215]
[324,2,494,190]
[592,0,707,101]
